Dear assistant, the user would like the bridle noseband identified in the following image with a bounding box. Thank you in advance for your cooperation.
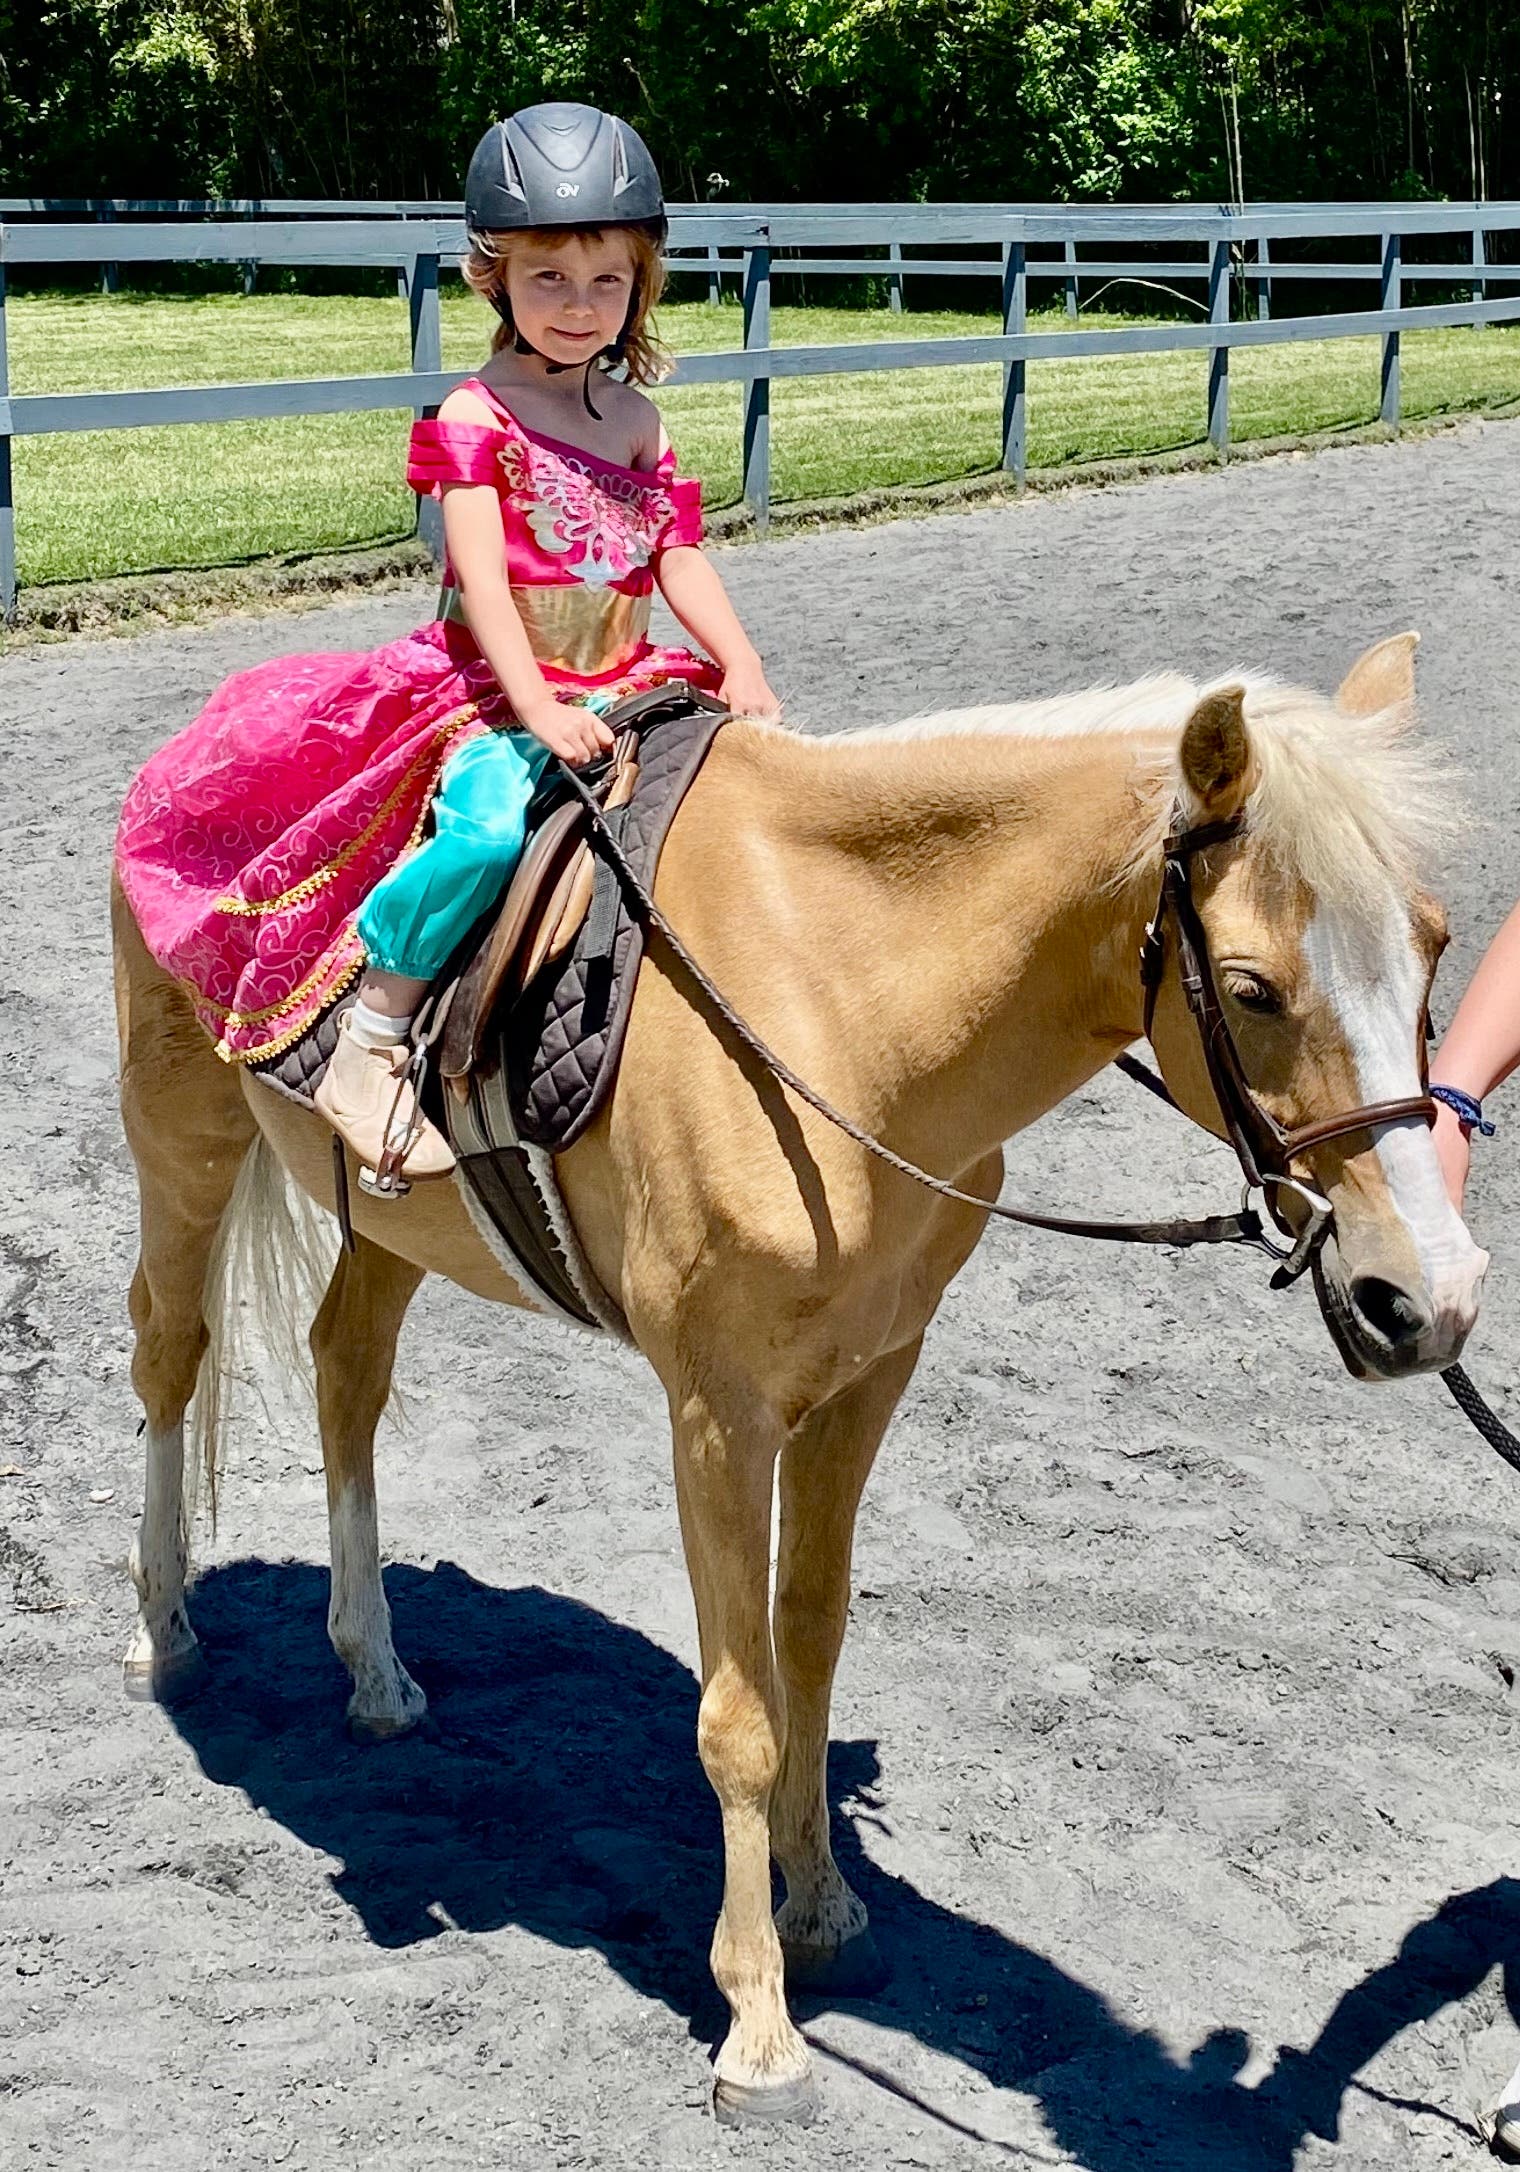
[1133,808,1437,1283]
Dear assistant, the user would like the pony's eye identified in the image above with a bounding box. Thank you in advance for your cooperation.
[1224,970,1280,1015]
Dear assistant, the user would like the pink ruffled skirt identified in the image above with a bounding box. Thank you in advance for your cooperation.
[115,615,718,1063]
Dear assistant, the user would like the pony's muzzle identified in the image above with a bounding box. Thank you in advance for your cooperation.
[1313,1240,1479,1380]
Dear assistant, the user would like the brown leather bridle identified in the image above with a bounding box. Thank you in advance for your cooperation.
[1131,808,1437,1283]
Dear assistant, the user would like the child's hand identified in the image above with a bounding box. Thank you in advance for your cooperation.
[719,660,782,721]
[520,698,615,766]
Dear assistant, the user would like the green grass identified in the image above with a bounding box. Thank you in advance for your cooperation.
[10,287,1520,587]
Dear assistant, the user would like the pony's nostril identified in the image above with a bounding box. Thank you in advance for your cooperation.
[1349,1274,1432,1346]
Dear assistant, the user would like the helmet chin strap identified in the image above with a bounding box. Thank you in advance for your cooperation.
[493,291,634,422]
[523,339,605,418]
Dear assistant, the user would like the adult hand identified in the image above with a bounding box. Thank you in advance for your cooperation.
[718,661,783,721]
[1431,1099,1472,1215]
[521,698,615,767]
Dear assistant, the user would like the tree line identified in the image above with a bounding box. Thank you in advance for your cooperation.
[2,0,1515,209]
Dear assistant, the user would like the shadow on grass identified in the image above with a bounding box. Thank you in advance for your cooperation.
[171,1558,1509,2168]
[25,528,421,592]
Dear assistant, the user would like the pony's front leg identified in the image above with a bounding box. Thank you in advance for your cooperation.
[770,1338,921,1996]
[309,1235,427,1741]
[671,1386,816,2124]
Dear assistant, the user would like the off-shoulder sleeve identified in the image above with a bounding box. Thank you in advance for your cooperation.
[406,419,507,497]
[652,443,705,552]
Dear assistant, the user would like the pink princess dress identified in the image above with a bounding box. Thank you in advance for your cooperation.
[115,379,721,1065]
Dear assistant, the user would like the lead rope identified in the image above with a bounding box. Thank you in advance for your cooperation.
[556,753,1520,1476]
[1441,1363,1520,1474]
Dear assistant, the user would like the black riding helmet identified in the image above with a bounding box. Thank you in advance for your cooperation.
[464,103,666,414]
[465,102,666,242]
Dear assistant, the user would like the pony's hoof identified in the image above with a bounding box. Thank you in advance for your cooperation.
[784,1926,889,1999]
[1491,2106,1520,2162]
[345,1707,425,1746]
[123,1645,208,1707]
[713,2071,820,2126]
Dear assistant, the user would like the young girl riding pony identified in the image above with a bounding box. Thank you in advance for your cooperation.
[117,104,779,1186]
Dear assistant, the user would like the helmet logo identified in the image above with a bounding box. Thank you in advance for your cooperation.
[555,183,580,198]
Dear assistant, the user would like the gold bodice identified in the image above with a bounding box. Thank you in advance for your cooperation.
[439,583,651,677]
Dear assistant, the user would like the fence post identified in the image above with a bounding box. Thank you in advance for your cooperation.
[888,239,904,313]
[1380,230,1401,428]
[1255,235,1272,321]
[707,243,722,305]
[1472,225,1487,311]
[1001,239,1027,483]
[98,204,119,296]
[0,257,15,622]
[1208,237,1230,456]
[742,241,771,531]
[407,251,444,561]
[1064,236,1079,318]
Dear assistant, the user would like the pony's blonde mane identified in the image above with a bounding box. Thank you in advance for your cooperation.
[839,670,1452,913]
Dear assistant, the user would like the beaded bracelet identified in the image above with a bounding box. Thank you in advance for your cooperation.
[1429,1083,1497,1137]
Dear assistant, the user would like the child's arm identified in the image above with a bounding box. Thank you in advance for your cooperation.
[1430,896,1520,1208]
[656,546,781,719]
[442,484,613,764]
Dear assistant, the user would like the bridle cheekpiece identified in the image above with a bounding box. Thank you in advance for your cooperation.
[1134,805,1437,1284]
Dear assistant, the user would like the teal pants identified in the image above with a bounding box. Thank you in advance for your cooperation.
[356,730,552,981]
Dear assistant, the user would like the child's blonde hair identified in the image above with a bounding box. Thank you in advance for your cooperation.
[463,223,670,387]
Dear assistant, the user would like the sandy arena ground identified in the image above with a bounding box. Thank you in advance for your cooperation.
[4,423,1520,2171]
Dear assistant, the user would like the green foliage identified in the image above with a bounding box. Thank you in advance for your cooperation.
[1,0,1516,204]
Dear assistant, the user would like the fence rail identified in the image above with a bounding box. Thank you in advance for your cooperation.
[4,201,1520,616]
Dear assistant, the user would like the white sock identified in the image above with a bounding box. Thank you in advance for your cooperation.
[349,999,411,1051]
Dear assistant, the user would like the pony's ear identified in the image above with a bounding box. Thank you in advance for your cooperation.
[1178,684,1253,823]
[1337,630,1418,718]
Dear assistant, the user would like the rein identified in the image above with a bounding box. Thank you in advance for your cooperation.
[555,738,1520,1475]
[553,757,1432,1281]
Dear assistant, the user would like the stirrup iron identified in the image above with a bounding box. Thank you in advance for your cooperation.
[356,1042,433,1200]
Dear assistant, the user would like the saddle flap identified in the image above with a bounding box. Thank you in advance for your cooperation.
[437,685,728,1324]
[516,752,641,992]
[439,730,645,1084]
[439,797,586,1081]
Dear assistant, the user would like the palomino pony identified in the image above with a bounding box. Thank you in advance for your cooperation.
[114,632,1485,2124]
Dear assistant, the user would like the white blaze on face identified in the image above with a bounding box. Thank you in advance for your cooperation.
[1302,895,1487,1324]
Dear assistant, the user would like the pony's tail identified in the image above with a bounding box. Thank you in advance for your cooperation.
[188,1134,337,1532]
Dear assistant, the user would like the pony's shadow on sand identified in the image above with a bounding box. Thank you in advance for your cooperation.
[175,1559,1512,2167]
